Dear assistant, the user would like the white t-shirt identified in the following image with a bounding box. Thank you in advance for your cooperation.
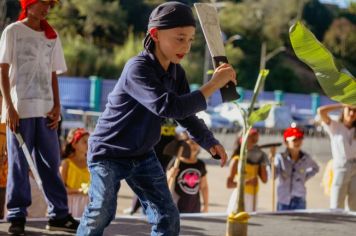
[323,119,356,167]
[0,21,67,122]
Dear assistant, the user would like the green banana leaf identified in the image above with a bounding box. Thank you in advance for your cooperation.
[248,104,272,126]
[289,21,356,105]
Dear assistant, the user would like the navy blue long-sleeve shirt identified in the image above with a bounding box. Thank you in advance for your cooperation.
[88,50,219,161]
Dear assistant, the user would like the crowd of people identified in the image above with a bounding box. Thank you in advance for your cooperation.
[0,0,355,235]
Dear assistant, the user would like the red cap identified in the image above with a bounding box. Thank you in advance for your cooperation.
[18,0,58,39]
[283,127,304,142]
[239,128,259,144]
[70,128,89,144]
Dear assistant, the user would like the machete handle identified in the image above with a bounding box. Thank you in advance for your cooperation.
[212,56,240,102]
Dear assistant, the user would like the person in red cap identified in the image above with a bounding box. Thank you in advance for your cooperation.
[273,127,319,211]
[0,0,79,234]
[318,104,356,211]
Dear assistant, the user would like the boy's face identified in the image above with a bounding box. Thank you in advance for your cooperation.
[27,1,53,21]
[72,134,89,156]
[153,26,195,65]
[247,133,259,146]
[285,137,303,150]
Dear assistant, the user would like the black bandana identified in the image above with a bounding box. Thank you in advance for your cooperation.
[143,1,196,51]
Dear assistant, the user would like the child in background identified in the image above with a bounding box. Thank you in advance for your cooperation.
[226,128,269,212]
[318,104,356,210]
[274,127,319,211]
[167,131,209,213]
[60,128,90,218]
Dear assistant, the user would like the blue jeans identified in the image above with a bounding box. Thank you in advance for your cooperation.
[277,196,306,211]
[76,151,180,236]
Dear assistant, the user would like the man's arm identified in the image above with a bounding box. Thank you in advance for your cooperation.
[0,63,18,132]
[177,116,227,166]
[46,72,61,129]
[317,104,343,125]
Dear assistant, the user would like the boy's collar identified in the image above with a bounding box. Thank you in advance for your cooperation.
[282,149,305,161]
[143,50,177,79]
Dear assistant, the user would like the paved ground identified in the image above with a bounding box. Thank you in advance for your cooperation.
[1,211,356,235]
[2,133,353,236]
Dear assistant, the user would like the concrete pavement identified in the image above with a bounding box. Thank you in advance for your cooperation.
[1,211,356,235]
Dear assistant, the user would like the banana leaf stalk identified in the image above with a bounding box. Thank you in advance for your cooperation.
[226,70,270,236]
[236,69,269,213]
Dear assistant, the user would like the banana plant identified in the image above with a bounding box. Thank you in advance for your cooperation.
[226,69,272,236]
[289,21,356,105]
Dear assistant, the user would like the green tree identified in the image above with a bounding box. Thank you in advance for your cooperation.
[218,0,301,91]
[323,17,356,75]
[302,0,334,40]
[50,0,128,47]
[1,0,20,33]
[113,29,144,73]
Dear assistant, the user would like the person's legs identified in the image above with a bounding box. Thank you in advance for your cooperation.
[76,159,124,236]
[244,193,255,212]
[0,187,5,219]
[330,167,348,209]
[6,119,36,234]
[347,163,356,211]
[277,202,290,211]
[6,119,34,220]
[289,197,306,210]
[34,118,68,219]
[126,152,180,236]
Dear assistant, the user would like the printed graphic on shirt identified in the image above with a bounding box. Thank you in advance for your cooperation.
[177,168,201,195]
[16,37,53,101]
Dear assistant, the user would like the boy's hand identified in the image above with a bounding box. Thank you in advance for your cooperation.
[200,63,237,99]
[6,106,19,132]
[209,144,227,167]
[210,63,237,90]
[46,105,61,129]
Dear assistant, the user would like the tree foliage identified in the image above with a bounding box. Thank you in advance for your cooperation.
[323,17,356,75]
[1,0,355,94]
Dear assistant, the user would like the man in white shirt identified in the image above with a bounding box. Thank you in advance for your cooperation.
[0,0,78,234]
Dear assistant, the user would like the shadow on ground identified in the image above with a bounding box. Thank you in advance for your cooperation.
[0,211,356,236]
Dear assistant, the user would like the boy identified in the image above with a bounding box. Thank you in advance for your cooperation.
[0,0,78,234]
[274,127,319,211]
[77,2,237,236]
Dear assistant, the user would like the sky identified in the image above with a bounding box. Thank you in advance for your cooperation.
[319,0,355,8]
